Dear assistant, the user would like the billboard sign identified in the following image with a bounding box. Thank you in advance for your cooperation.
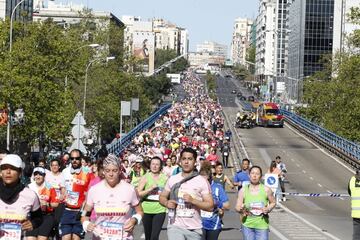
[133,32,155,74]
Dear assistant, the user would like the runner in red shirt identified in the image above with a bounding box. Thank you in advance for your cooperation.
[60,149,91,240]
[27,167,59,239]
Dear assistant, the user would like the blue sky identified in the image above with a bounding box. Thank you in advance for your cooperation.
[57,0,258,51]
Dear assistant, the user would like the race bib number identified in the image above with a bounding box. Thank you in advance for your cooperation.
[147,187,163,201]
[249,202,265,216]
[66,190,79,206]
[0,223,21,240]
[96,221,123,240]
[223,152,228,156]
[200,210,213,218]
[176,198,195,218]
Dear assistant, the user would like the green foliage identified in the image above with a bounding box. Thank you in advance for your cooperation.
[206,71,217,100]
[232,64,250,80]
[169,57,189,73]
[141,73,172,104]
[155,49,177,68]
[246,46,256,74]
[301,52,360,141]
[0,12,166,151]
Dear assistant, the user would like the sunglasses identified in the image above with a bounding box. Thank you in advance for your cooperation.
[34,172,45,176]
[70,157,81,161]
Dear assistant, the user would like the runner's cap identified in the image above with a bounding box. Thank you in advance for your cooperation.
[0,154,24,169]
[33,167,46,176]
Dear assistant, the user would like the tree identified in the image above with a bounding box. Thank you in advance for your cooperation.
[0,19,88,153]
[246,46,256,74]
[299,7,360,142]
[232,64,250,80]
[169,57,189,73]
[155,49,177,68]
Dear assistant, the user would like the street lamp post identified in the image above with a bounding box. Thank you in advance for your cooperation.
[7,0,26,150]
[83,56,115,119]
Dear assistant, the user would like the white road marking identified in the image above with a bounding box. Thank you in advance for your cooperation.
[278,203,342,240]
[302,170,306,174]
[296,163,300,167]
[318,183,323,188]
[309,177,314,180]
[269,225,289,240]
[291,158,295,162]
[327,190,332,193]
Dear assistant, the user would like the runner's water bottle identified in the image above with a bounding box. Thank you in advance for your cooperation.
[168,208,175,224]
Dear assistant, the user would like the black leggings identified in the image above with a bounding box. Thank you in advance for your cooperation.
[222,155,229,168]
[279,179,286,198]
[202,229,221,240]
[142,212,166,240]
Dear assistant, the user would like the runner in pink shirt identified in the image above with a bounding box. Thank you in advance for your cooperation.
[81,154,143,240]
[0,154,42,239]
[159,148,214,240]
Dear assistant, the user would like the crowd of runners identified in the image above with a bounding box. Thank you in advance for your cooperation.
[0,71,279,240]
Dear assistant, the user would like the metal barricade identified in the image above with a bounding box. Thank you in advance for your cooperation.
[106,103,172,156]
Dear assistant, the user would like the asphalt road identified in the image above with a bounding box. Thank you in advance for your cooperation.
[216,72,353,240]
[129,73,353,240]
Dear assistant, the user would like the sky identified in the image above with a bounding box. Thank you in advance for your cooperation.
[56,0,259,51]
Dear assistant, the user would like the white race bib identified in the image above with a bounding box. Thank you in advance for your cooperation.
[223,152,228,156]
[66,190,79,206]
[0,223,22,240]
[96,221,123,240]
[147,187,163,201]
[176,198,195,218]
[249,202,265,216]
[200,210,213,218]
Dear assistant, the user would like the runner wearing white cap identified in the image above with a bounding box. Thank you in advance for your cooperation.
[0,154,43,238]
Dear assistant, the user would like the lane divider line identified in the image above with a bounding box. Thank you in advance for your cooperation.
[278,202,342,240]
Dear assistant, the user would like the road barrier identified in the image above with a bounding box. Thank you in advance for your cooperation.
[280,192,350,198]
[105,103,172,156]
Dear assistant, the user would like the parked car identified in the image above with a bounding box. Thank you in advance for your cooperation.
[231,90,237,94]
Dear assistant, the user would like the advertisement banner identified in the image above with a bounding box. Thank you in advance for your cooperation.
[132,32,155,74]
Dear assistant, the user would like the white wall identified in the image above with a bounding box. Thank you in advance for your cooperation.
[0,0,6,20]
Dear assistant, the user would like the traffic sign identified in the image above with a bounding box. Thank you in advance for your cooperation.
[69,111,87,154]
[264,174,279,192]
[71,125,85,139]
[69,140,87,155]
[71,112,86,125]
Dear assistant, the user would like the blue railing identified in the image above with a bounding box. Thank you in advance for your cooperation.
[107,103,172,156]
[281,109,360,162]
[239,99,360,164]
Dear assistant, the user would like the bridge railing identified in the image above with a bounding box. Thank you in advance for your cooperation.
[106,103,172,156]
[238,99,360,168]
[281,109,360,168]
